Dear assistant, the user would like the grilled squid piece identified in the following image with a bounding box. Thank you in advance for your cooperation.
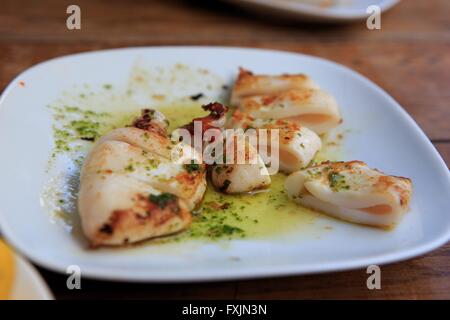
[239,89,341,135]
[211,134,271,194]
[230,68,342,134]
[230,68,319,106]
[285,161,413,228]
[78,109,206,246]
[227,111,322,173]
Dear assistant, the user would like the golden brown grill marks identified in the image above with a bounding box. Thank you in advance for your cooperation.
[96,193,186,243]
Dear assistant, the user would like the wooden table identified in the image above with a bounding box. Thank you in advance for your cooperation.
[1,0,449,299]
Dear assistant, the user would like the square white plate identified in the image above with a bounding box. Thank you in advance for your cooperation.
[0,47,449,282]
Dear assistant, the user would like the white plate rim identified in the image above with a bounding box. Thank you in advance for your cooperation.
[0,46,449,282]
[224,0,401,21]
[2,237,53,299]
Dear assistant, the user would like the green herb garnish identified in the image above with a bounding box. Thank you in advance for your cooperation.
[69,119,100,140]
[207,224,244,238]
[184,160,201,173]
[328,172,350,191]
[149,193,176,209]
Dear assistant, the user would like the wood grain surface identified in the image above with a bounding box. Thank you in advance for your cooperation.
[0,0,449,299]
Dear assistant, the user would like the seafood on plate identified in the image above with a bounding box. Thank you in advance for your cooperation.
[284,161,413,228]
[231,68,342,134]
[78,109,207,246]
[74,67,414,247]
[210,132,271,194]
[227,110,322,173]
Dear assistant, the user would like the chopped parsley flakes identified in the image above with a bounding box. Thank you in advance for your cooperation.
[328,172,350,191]
[184,161,201,173]
[207,224,244,238]
[149,193,177,209]
[48,105,113,157]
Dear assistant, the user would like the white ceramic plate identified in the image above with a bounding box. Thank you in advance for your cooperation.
[224,0,401,22]
[0,47,449,282]
[10,254,54,300]
[1,242,54,300]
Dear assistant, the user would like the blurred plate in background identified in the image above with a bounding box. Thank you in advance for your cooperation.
[223,0,401,22]
[1,240,53,300]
